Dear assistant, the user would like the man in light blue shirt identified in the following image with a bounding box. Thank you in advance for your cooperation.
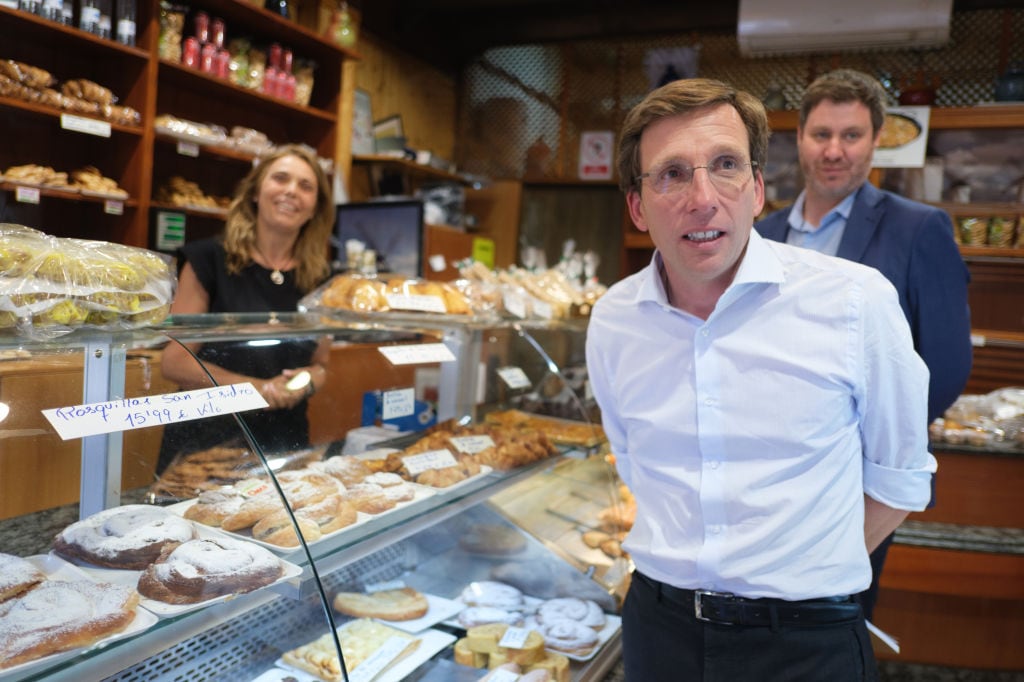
[586,78,934,682]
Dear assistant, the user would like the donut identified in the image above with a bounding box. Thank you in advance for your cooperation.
[538,619,600,656]
[53,505,197,569]
[460,580,524,611]
[457,606,524,628]
[536,597,605,630]
[137,536,283,604]
[0,554,44,602]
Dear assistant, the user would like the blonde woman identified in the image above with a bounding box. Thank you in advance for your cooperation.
[157,144,334,475]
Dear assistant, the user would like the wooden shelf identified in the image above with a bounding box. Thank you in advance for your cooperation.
[0,96,145,136]
[352,154,470,185]
[767,104,1024,131]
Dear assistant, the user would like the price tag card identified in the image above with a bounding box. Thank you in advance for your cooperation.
[365,579,406,594]
[498,626,531,649]
[449,434,495,454]
[348,636,412,682]
[970,333,986,347]
[42,382,268,440]
[381,388,415,420]
[104,199,124,215]
[60,114,111,138]
[236,478,274,498]
[384,293,447,314]
[378,343,456,366]
[15,186,40,204]
[497,366,532,390]
[177,141,200,157]
[401,448,457,475]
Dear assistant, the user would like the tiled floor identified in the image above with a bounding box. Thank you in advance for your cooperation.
[598,660,1024,681]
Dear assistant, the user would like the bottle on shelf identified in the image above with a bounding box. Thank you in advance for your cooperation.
[97,0,112,39]
[263,42,282,98]
[40,0,64,22]
[264,0,288,19]
[78,0,101,35]
[115,0,136,46]
[17,0,42,16]
[281,48,296,101]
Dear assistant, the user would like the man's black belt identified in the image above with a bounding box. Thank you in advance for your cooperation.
[637,571,861,627]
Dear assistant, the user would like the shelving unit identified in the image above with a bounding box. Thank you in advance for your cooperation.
[0,1,358,251]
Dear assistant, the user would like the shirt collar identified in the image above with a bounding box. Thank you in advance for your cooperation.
[635,230,785,308]
[787,187,858,233]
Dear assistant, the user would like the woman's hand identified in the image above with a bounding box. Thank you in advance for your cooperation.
[260,373,307,410]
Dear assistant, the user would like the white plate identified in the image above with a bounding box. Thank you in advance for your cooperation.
[274,627,456,682]
[0,555,158,680]
[62,534,303,617]
[370,592,466,634]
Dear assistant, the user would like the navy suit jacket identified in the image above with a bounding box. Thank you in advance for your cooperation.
[756,182,973,423]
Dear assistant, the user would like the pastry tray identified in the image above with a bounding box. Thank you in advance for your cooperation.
[166,483,437,556]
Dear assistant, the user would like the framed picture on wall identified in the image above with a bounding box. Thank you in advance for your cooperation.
[352,89,375,156]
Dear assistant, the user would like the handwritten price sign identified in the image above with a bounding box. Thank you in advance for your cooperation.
[42,383,269,440]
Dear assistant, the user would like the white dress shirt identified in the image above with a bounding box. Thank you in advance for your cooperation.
[585,230,935,600]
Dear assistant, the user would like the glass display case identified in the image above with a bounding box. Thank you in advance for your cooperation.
[0,312,629,682]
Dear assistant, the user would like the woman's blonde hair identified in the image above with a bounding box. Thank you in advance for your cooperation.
[222,143,333,292]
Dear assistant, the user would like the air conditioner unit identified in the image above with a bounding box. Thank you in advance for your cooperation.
[737,0,953,57]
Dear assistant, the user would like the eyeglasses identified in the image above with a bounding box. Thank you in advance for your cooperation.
[635,156,758,196]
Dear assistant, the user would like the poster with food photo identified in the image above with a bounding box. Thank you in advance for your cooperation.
[873,106,930,168]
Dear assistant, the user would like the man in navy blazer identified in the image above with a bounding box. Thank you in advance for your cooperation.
[756,69,973,621]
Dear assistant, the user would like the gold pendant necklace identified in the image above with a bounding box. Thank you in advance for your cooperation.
[254,244,291,285]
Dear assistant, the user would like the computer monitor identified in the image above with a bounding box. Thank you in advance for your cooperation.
[334,198,424,277]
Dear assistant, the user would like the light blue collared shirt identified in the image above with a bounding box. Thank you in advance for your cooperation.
[585,231,934,600]
[784,188,859,256]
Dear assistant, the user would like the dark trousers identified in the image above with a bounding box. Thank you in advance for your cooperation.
[622,572,879,682]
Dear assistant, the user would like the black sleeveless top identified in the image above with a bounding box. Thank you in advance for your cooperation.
[157,238,324,473]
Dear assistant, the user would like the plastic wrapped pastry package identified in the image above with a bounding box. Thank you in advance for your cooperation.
[300,273,481,318]
[0,224,175,338]
[457,260,607,320]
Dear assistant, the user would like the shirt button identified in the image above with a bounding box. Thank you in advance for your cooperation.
[704,397,713,406]
[701,329,709,337]
[709,460,719,469]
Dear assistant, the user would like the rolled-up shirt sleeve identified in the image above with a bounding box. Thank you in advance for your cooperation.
[857,274,937,511]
